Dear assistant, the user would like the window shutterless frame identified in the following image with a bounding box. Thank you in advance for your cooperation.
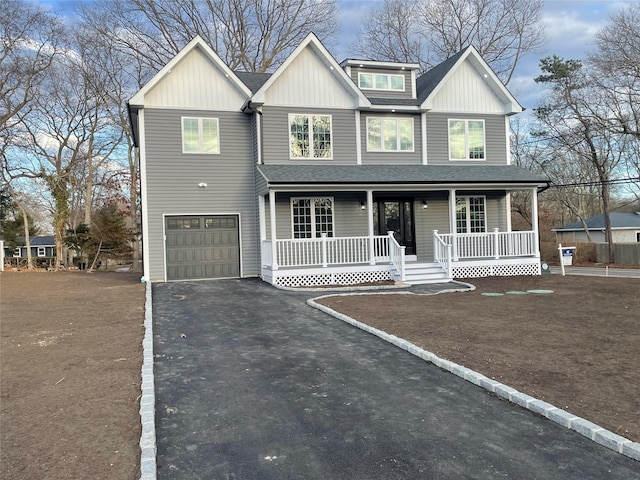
[455,196,487,233]
[290,197,335,238]
[448,119,486,161]
[181,117,220,154]
[357,72,405,92]
[366,116,414,152]
[288,114,333,160]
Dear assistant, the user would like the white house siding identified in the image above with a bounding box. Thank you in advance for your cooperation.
[260,106,358,164]
[425,113,507,165]
[144,47,247,111]
[428,61,507,114]
[265,46,357,108]
[347,67,414,100]
[360,112,422,164]
[143,107,258,281]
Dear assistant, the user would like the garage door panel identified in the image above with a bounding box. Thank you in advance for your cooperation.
[165,215,240,281]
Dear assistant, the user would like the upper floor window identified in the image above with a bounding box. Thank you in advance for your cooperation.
[456,196,486,233]
[367,117,414,152]
[182,117,219,154]
[289,114,332,159]
[358,72,405,92]
[449,119,485,160]
[291,197,334,238]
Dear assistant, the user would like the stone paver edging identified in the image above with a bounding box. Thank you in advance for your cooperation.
[139,282,157,480]
[307,294,640,462]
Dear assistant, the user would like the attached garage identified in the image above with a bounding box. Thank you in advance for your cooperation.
[165,215,240,281]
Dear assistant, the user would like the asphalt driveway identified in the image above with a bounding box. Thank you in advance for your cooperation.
[152,279,638,479]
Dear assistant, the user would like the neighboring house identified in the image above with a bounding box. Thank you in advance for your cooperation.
[5,235,56,260]
[553,213,640,243]
[128,34,548,286]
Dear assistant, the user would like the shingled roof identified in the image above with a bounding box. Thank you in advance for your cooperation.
[257,164,548,186]
[554,213,640,231]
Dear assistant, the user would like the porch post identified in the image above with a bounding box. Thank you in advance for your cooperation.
[269,190,278,270]
[531,187,540,257]
[366,190,375,265]
[448,189,458,260]
[258,195,266,242]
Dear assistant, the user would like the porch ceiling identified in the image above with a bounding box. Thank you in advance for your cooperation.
[257,164,549,192]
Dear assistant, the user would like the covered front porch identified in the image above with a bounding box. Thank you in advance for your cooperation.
[260,227,540,287]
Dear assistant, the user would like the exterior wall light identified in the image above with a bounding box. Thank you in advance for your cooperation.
[360,202,366,210]
[422,201,428,209]
[198,182,207,188]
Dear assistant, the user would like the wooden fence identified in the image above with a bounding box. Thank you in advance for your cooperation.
[596,243,640,265]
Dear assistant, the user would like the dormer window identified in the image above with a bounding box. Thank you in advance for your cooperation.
[358,72,405,92]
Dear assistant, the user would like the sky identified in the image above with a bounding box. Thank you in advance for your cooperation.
[40,0,632,110]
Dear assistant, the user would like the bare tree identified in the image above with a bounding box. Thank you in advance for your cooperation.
[78,0,339,74]
[535,56,627,262]
[0,0,64,128]
[353,0,545,83]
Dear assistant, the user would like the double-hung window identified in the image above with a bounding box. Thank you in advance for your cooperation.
[37,247,46,257]
[291,197,334,238]
[456,196,486,233]
[289,114,332,159]
[358,73,405,92]
[367,117,414,152]
[182,117,220,154]
[449,119,485,160]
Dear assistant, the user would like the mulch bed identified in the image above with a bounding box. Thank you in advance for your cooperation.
[0,271,144,480]
[316,275,640,443]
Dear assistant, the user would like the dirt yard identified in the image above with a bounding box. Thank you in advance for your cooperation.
[1,271,638,479]
[0,271,145,480]
[317,275,640,443]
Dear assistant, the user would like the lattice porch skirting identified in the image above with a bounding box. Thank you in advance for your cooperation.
[451,260,541,278]
[265,265,393,288]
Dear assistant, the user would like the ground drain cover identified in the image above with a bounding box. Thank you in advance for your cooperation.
[481,292,504,296]
[527,289,554,294]
[505,291,529,295]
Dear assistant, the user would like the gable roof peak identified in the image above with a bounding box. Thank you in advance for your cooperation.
[250,32,371,108]
[417,45,523,114]
[129,35,252,107]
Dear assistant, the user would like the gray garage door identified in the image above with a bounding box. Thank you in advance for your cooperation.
[165,215,239,281]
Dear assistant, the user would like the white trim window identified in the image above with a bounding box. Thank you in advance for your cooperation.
[367,117,414,152]
[289,114,332,159]
[37,247,46,257]
[13,248,21,257]
[358,72,405,92]
[182,117,220,154]
[456,196,486,233]
[291,197,334,238]
[448,119,485,160]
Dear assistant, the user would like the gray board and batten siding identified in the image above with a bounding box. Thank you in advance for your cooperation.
[260,106,357,164]
[143,107,259,281]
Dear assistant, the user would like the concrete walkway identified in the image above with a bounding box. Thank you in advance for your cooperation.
[151,279,638,479]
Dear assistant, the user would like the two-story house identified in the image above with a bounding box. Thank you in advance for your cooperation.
[128,34,547,286]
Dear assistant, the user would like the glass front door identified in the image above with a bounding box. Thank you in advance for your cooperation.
[373,199,415,255]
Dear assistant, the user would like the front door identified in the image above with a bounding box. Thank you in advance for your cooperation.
[374,199,416,255]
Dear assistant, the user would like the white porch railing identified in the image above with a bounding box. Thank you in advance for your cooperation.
[436,229,538,260]
[265,234,391,269]
[387,231,406,281]
[433,230,453,277]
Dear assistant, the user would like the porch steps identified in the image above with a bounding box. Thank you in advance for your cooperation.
[396,262,451,285]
